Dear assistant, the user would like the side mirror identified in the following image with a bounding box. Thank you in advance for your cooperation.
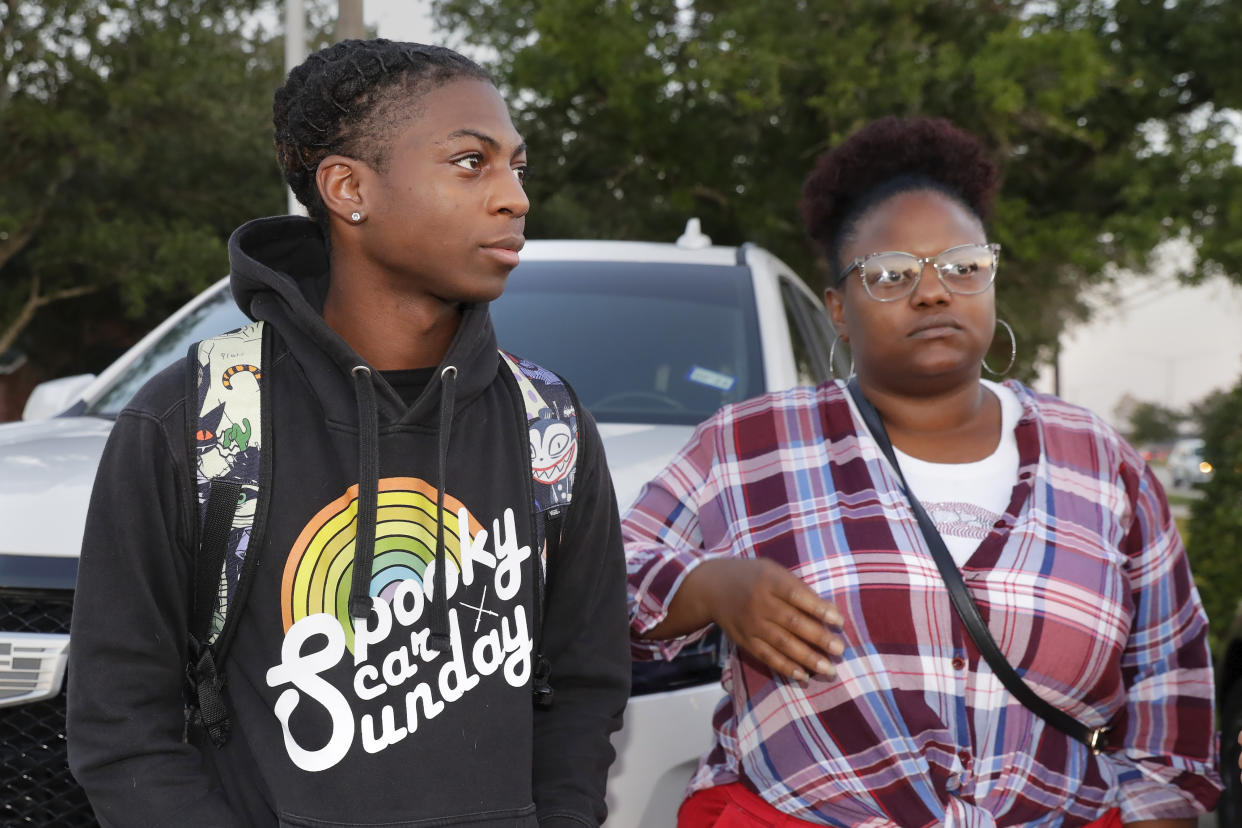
[22,374,97,421]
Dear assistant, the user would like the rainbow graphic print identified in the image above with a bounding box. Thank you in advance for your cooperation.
[281,477,483,651]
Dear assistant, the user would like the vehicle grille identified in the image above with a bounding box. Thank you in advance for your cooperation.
[0,589,73,635]
[0,589,98,826]
[0,691,97,826]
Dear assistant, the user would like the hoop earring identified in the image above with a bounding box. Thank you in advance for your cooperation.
[983,318,1016,377]
[828,335,854,379]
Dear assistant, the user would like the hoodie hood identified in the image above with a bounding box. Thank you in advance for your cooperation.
[228,215,501,428]
[227,214,498,646]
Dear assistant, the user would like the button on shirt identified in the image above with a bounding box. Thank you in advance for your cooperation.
[624,380,1221,827]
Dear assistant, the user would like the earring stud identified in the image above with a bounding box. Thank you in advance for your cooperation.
[350,211,362,223]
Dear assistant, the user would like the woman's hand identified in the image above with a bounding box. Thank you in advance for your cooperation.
[647,558,845,681]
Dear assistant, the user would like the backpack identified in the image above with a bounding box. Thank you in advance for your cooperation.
[184,321,578,746]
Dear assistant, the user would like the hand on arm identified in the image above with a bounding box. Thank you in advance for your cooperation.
[644,558,844,681]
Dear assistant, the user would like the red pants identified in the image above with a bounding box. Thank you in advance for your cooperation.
[678,782,1124,827]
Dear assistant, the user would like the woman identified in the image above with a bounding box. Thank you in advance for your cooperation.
[624,117,1220,827]
[68,39,630,826]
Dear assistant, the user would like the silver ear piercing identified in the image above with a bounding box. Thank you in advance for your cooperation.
[983,318,1017,376]
[350,211,362,223]
[828,335,855,379]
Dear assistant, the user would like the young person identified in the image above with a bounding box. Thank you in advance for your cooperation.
[68,39,630,827]
[624,117,1221,826]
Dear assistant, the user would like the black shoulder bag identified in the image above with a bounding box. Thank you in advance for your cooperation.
[846,378,1115,754]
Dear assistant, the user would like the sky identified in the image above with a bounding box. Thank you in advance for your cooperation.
[361,1,1242,431]
[364,0,437,43]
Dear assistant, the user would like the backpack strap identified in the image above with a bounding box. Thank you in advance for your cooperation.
[499,351,579,709]
[184,320,269,747]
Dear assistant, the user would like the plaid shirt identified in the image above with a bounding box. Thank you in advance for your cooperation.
[624,380,1221,827]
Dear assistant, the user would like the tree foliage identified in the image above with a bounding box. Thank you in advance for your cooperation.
[1117,397,1184,446]
[0,0,289,375]
[1187,387,1231,436]
[432,0,1242,378]
[1185,376,1242,655]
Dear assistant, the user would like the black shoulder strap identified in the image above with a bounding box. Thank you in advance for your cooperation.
[186,479,239,746]
[183,321,270,747]
[845,378,1115,754]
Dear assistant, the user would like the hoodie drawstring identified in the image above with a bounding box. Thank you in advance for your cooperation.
[348,366,380,619]
[428,365,457,653]
[347,363,458,657]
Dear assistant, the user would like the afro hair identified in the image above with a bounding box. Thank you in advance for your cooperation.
[800,117,1000,277]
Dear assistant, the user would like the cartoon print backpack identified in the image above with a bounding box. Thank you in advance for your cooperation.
[184,321,578,746]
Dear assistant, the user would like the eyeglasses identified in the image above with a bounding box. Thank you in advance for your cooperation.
[838,243,1001,302]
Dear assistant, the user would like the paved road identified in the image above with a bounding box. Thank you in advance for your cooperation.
[1152,463,1204,521]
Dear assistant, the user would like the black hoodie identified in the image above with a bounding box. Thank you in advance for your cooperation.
[68,216,631,827]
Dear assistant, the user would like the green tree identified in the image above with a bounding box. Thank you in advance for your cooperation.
[0,0,290,375]
[432,0,1242,379]
[1185,377,1242,654]
[1187,386,1233,436]
[1118,398,1184,446]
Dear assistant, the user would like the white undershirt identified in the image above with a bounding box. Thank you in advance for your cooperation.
[891,380,1023,567]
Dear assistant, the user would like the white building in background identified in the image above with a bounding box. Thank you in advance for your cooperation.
[1034,265,1242,430]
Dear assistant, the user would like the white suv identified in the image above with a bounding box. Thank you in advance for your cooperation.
[1168,437,1212,489]
[0,223,836,826]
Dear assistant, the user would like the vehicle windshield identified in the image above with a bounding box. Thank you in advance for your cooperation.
[87,285,246,417]
[87,260,765,426]
[492,260,763,425]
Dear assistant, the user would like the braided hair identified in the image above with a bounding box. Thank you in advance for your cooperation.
[273,39,493,225]
[800,117,1000,282]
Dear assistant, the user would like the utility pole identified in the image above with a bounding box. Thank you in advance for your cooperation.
[1052,337,1060,397]
[282,0,365,214]
[284,0,306,80]
[337,0,365,40]
[284,0,307,215]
